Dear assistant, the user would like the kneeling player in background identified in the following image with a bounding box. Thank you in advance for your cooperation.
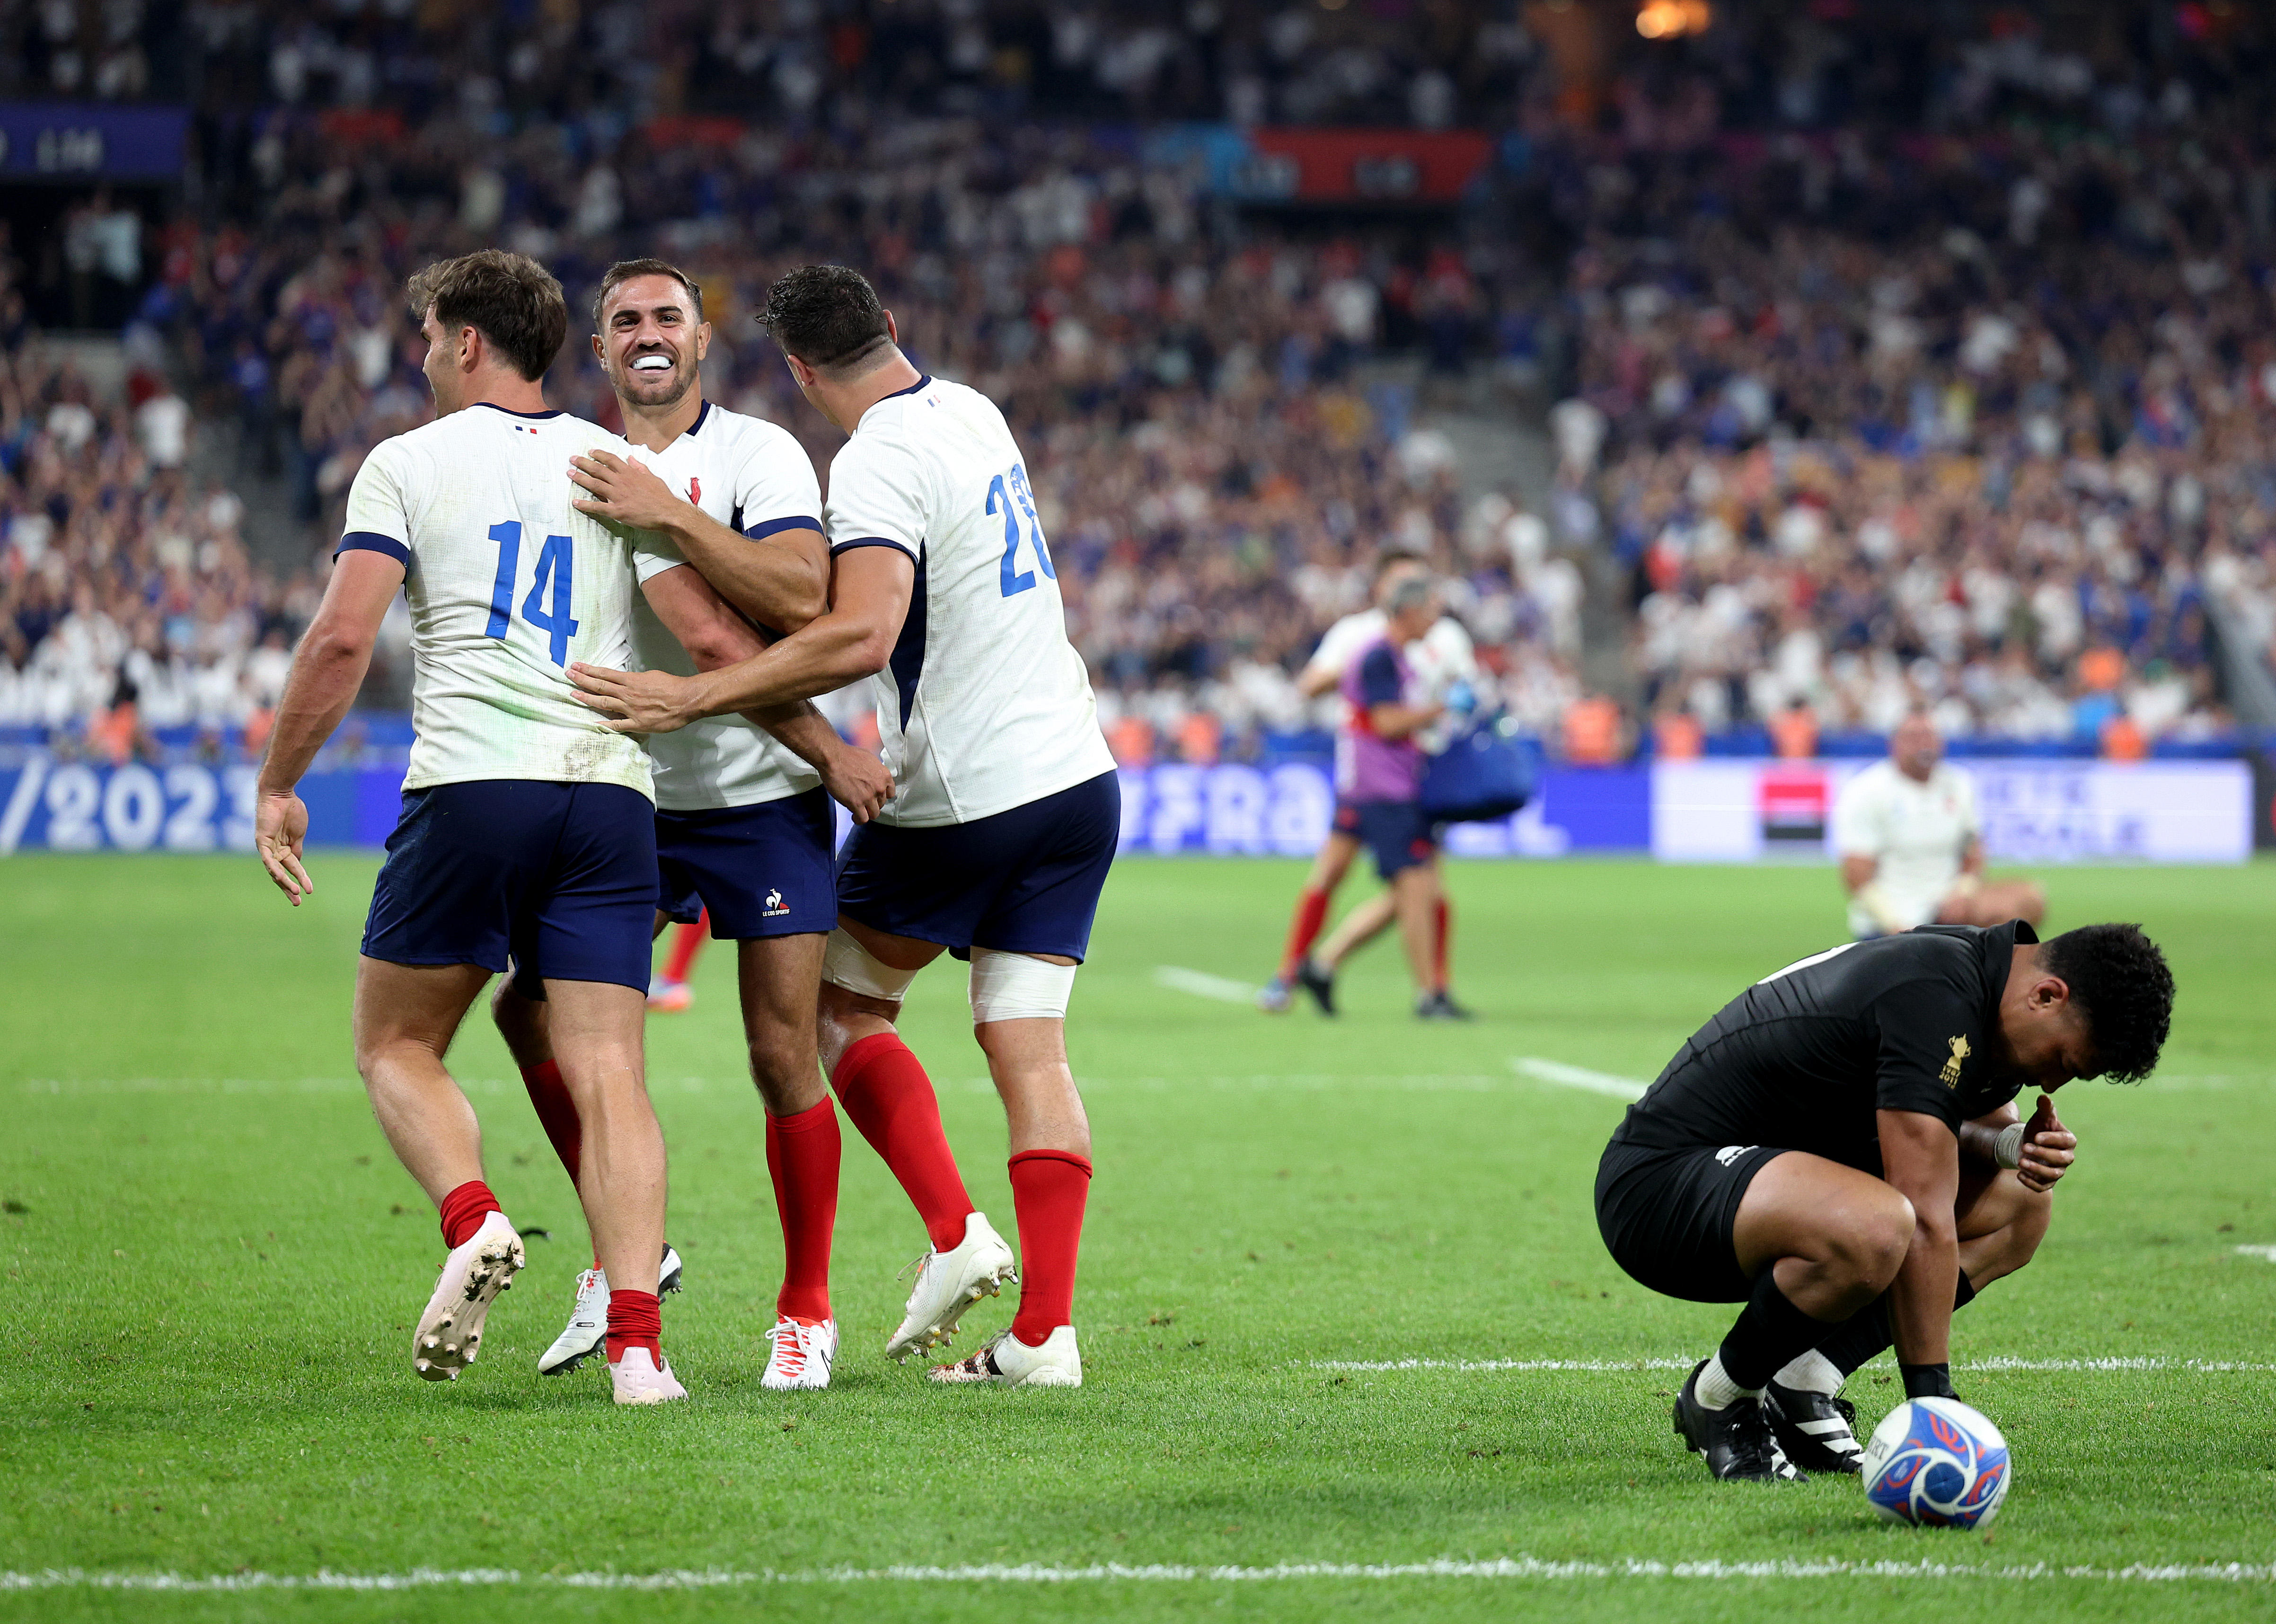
[1835,713,2047,940]
[1595,920,2171,1480]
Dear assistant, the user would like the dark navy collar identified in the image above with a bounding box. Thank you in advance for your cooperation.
[683,399,712,436]
[881,373,932,400]
[473,402,564,420]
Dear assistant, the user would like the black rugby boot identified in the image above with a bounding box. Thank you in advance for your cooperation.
[1673,1359,1807,1483]
[1763,1378,1864,1474]
[1294,957,1338,1015]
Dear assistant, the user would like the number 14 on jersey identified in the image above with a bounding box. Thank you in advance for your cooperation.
[483,520,580,664]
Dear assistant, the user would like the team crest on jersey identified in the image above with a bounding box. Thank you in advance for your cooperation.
[689,477,701,504]
[761,887,789,918]
[1940,1034,1971,1087]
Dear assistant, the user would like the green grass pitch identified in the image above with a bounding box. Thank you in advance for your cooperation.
[2,851,2273,1623]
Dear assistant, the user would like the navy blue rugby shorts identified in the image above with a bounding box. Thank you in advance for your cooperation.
[655,786,836,940]
[836,770,1119,962]
[362,779,656,995]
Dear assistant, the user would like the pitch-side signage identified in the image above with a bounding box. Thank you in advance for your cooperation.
[1652,759,2252,864]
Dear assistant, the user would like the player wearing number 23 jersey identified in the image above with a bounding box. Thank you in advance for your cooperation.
[826,374,1115,830]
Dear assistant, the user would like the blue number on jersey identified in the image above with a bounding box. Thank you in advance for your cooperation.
[1009,464,1056,580]
[484,521,522,637]
[521,533,580,665]
[482,522,578,664]
[990,466,1055,597]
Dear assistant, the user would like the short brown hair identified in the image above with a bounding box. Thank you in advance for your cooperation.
[592,258,705,329]
[756,264,893,374]
[406,250,566,382]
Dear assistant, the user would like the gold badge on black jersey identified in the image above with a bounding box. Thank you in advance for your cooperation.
[1940,1034,1971,1087]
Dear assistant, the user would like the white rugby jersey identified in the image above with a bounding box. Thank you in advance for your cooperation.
[340,404,651,798]
[623,401,828,812]
[1832,759,1980,936]
[823,374,1114,826]
[1306,607,1478,752]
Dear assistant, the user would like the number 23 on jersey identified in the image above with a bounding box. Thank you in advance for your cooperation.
[482,520,580,664]
[988,464,1056,598]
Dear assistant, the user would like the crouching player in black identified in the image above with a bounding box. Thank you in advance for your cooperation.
[1596,921,2173,1482]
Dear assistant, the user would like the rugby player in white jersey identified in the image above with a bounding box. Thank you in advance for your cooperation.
[570,265,1119,1388]
[1260,554,1480,1018]
[484,259,894,1392]
[252,251,846,1405]
[1834,713,2046,940]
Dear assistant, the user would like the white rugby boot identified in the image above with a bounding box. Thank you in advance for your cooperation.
[537,1244,684,1376]
[608,1345,688,1405]
[928,1324,1082,1388]
[412,1210,524,1382]
[761,1317,838,1391]
[884,1212,1017,1363]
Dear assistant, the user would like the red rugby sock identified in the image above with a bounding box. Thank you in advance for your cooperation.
[605,1289,662,1363]
[661,914,707,985]
[518,1059,582,1184]
[1008,1149,1092,1347]
[830,1033,974,1252]
[438,1180,501,1250]
[1431,897,1450,993]
[766,1097,841,1324]
[1279,887,1331,980]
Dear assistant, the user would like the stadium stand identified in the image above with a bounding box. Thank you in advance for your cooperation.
[6,2,2276,768]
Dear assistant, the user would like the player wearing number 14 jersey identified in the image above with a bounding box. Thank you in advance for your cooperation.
[251,251,706,1404]
[571,265,1118,1387]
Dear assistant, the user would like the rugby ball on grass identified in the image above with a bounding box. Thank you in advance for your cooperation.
[1860,1397,2011,1529]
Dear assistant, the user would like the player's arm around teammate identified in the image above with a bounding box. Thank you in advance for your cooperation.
[567,264,828,635]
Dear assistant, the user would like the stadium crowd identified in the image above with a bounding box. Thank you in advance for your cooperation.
[6,2,2276,763]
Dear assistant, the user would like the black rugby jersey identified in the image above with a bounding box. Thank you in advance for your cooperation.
[1611,922,2035,1171]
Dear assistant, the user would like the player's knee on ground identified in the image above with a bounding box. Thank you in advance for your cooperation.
[968,948,1077,1025]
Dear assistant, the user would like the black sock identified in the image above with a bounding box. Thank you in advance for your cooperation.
[1818,1272,1977,1378]
[1717,1269,1832,1392]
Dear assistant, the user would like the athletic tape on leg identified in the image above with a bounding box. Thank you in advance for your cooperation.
[822,929,919,1002]
[969,948,1077,1024]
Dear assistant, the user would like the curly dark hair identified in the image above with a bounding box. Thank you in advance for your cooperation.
[755,264,892,374]
[2038,923,2174,1084]
[406,250,566,382]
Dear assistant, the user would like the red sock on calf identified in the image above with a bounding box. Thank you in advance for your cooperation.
[1279,888,1331,980]
[518,1059,582,1184]
[438,1180,501,1250]
[831,1033,974,1252]
[767,1097,841,1324]
[1007,1149,1092,1348]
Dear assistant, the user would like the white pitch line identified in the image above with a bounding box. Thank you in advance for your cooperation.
[5,1559,2274,1591]
[1313,1357,2276,1374]
[1511,1057,1648,1100]
[2236,1245,2276,1262]
[1153,965,1261,1004]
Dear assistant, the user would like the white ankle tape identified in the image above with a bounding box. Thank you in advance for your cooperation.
[821,928,919,1002]
[969,948,1078,1024]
